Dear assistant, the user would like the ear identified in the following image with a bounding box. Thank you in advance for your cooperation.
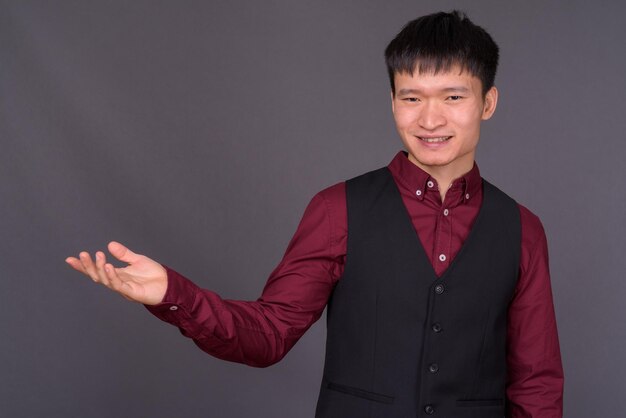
[390,90,396,113]
[481,86,498,120]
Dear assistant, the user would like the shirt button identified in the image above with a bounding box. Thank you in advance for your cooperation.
[429,363,439,373]
[438,254,446,262]
[416,189,422,196]
[435,284,445,294]
[427,180,434,188]
[465,193,470,200]
[432,323,442,333]
[424,405,435,415]
[443,209,449,216]
[169,306,179,311]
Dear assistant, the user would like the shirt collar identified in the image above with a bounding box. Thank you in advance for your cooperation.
[387,151,482,204]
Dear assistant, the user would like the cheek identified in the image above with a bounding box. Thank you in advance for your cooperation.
[393,109,415,130]
[452,109,482,131]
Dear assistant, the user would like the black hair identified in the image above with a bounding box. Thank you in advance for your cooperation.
[384,10,499,96]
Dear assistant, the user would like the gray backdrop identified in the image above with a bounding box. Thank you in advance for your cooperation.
[2,1,625,417]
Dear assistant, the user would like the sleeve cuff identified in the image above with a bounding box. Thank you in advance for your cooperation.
[143,264,201,325]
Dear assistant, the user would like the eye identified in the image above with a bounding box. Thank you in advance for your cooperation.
[403,97,419,103]
[447,95,463,101]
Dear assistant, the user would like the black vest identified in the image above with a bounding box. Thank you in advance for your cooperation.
[315,167,521,418]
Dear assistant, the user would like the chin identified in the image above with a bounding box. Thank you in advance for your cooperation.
[408,153,452,168]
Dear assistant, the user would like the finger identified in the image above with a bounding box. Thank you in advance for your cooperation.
[94,251,111,286]
[65,257,87,274]
[79,252,101,283]
[108,241,141,265]
[105,263,136,300]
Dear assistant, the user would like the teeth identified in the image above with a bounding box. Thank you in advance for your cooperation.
[419,136,450,143]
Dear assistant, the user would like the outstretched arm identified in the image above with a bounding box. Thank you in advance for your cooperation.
[66,185,346,367]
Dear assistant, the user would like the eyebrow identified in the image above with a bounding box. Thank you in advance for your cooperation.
[396,86,470,96]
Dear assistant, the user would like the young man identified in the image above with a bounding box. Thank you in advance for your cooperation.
[66,11,563,417]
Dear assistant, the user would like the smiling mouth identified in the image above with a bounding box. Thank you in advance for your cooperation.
[417,136,452,143]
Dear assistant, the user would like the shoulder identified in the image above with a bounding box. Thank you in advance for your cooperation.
[482,180,518,209]
[305,165,390,242]
[306,181,346,225]
[345,166,390,187]
[312,164,390,207]
[482,180,546,245]
[515,202,550,280]
[315,181,346,206]
[306,181,347,254]
[482,180,548,265]
[517,202,547,247]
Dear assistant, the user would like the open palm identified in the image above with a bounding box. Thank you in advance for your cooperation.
[66,241,167,305]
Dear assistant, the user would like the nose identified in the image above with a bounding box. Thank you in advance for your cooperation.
[417,101,446,130]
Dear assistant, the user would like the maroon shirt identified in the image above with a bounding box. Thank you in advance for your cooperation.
[147,151,564,417]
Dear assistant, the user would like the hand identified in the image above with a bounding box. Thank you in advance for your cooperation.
[65,241,168,305]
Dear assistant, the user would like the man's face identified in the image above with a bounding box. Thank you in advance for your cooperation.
[391,67,498,177]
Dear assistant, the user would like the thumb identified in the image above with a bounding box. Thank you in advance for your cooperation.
[108,241,140,264]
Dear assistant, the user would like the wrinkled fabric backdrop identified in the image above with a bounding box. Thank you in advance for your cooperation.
[1,1,625,417]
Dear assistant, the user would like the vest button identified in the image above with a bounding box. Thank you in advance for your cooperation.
[424,404,435,414]
[432,323,442,333]
[434,284,445,294]
[429,363,439,373]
